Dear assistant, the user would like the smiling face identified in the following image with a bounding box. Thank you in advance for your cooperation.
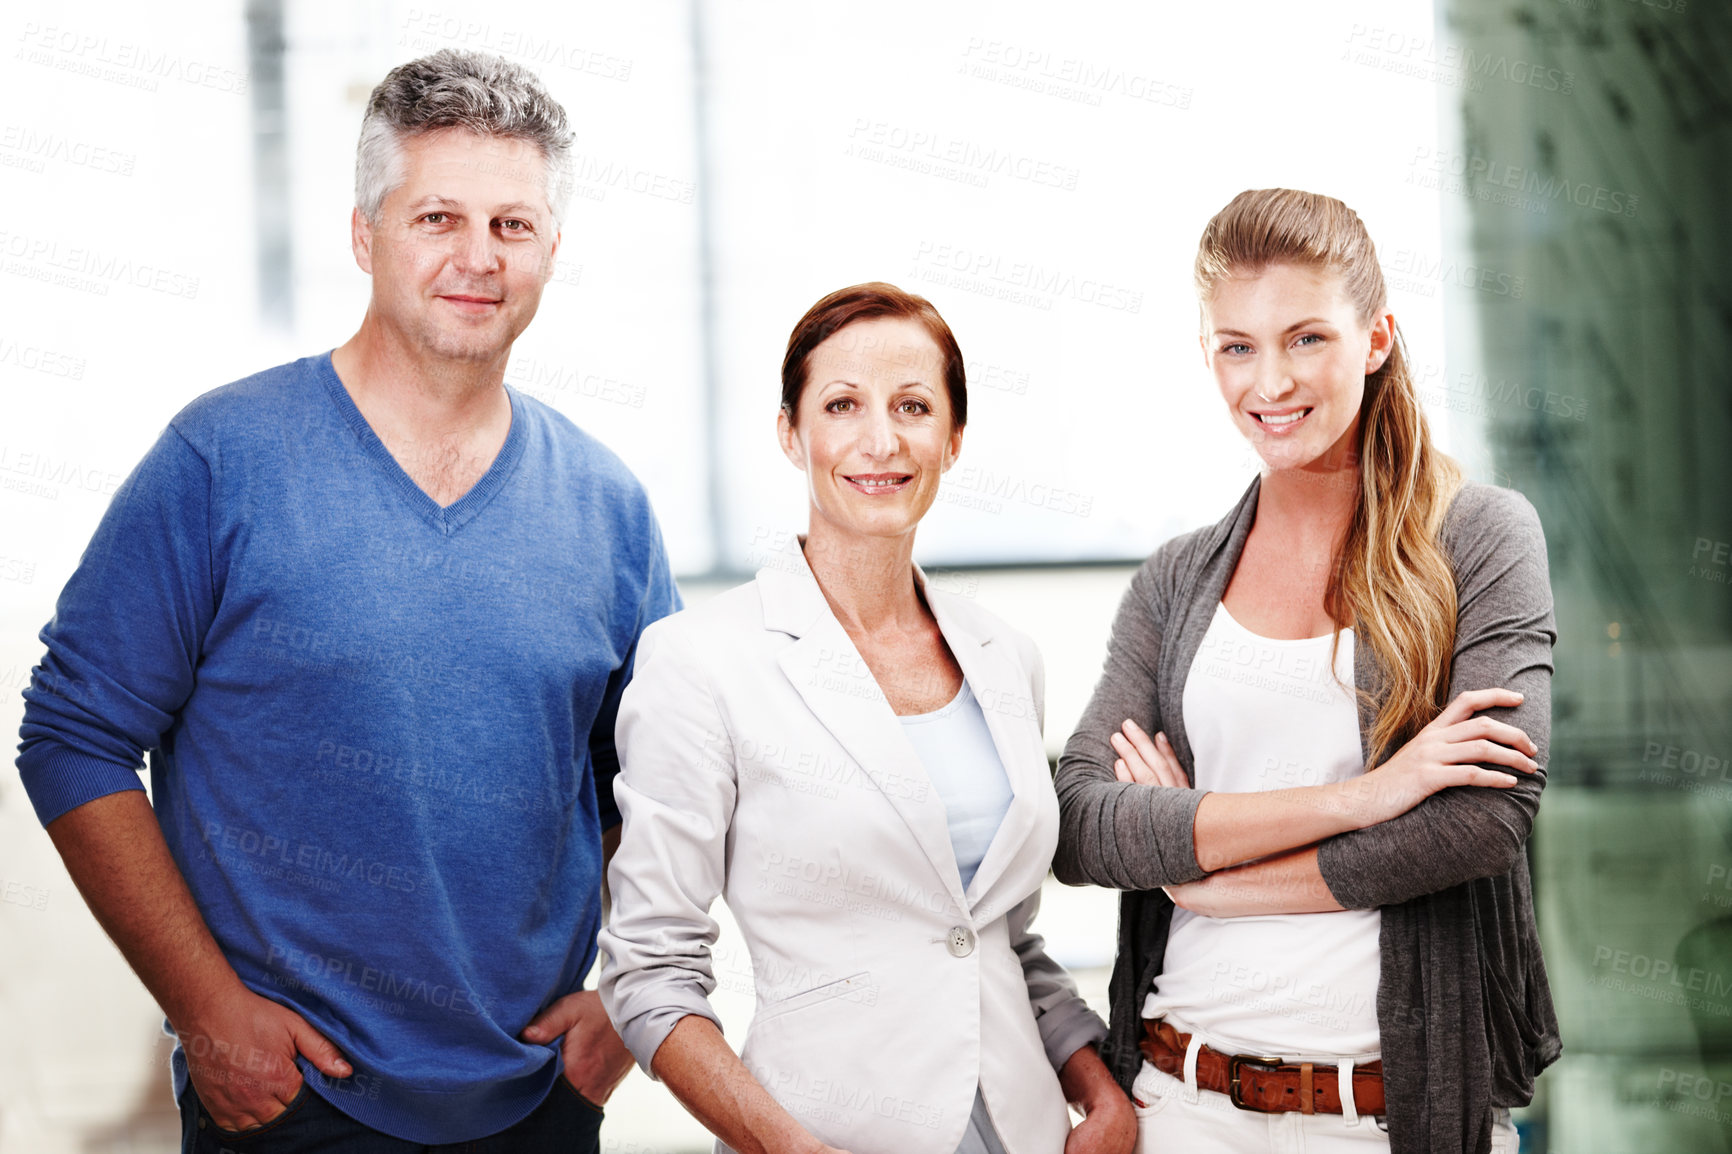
[1201,262,1393,474]
[351,128,559,366]
[777,316,963,546]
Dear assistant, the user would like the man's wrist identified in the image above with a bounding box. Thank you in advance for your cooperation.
[165,969,254,1036]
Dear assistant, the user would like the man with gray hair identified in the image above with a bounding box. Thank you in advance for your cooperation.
[16,50,675,1150]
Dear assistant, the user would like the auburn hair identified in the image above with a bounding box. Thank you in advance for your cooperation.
[1195,189,1464,763]
[780,282,967,428]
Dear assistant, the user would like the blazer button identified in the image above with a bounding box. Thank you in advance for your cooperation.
[947,926,976,957]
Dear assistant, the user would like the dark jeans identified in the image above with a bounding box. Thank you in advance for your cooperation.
[178,1074,604,1154]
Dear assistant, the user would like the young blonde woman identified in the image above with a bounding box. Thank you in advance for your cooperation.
[1054,189,1560,1154]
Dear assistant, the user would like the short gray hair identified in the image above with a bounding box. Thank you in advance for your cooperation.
[355,50,574,228]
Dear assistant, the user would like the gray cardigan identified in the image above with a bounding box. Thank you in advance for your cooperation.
[1054,477,1562,1154]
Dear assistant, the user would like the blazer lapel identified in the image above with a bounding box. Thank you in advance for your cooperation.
[926,586,1044,913]
[760,544,968,913]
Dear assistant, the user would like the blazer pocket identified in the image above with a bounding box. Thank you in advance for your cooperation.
[753,971,872,1025]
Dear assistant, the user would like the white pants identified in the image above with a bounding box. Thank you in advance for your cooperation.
[1131,1059,1520,1153]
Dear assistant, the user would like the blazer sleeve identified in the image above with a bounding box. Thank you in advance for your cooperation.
[1003,634,1109,1069]
[598,616,734,1074]
[1053,553,1208,890]
[1318,488,1556,909]
[1008,887,1109,1071]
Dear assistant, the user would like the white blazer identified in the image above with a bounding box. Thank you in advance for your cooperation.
[599,541,1105,1154]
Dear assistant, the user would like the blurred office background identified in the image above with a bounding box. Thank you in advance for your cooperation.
[0,0,1725,1150]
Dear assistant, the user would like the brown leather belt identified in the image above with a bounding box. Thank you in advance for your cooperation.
[1140,1019,1386,1116]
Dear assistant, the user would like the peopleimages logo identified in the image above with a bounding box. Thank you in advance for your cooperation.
[14,23,249,94]
[0,230,201,299]
[845,119,1082,191]
[396,10,632,81]
[1589,946,1732,1017]
[0,125,136,175]
[956,38,1194,110]
[1384,249,1526,299]
[264,943,497,1018]
[1343,25,1574,94]
[910,241,1142,314]
[0,336,86,380]
[1408,146,1639,218]
[0,443,124,499]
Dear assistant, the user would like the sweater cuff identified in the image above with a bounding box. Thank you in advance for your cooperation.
[17,746,146,827]
[1315,836,1377,911]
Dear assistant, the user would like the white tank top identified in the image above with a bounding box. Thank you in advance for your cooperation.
[1141,602,1383,1061]
[899,680,1013,892]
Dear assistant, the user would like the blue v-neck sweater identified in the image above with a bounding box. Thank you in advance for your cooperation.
[16,353,680,1142]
